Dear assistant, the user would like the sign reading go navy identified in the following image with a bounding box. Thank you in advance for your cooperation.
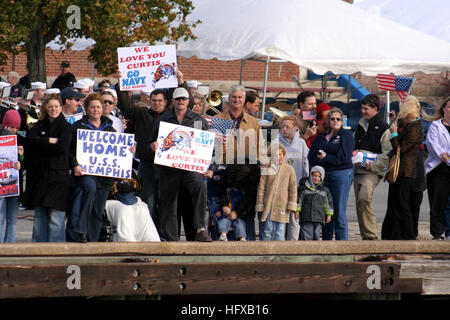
[76,129,135,179]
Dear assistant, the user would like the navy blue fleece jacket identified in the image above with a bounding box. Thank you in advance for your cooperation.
[308,128,354,171]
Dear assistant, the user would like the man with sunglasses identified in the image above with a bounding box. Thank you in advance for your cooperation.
[60,87,85,125]
[150,87,212,242]
[353,94,392,240]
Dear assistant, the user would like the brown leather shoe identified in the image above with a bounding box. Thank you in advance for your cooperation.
[195,230,213,242]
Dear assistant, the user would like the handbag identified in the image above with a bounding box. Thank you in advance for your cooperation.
[384,146,400,184]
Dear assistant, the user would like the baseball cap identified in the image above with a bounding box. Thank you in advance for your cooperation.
[60,87,85,101]
[172,87,189,99]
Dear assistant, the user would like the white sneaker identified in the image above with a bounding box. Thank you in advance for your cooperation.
[240,237,247,241]
[219,233,228,241]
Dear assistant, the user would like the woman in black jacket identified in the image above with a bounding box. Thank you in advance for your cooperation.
[23,94,72,242]
[68,93,116,242]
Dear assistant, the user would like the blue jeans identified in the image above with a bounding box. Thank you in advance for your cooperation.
[323,168,354,240]
[66,179,84,242]
[300,222,322,240]
[0,196,19,243]
[261,211,286,241]
[218,217,247,239]
[32,206,66,242]
[72,175,110,241]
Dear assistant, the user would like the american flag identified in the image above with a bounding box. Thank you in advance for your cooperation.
[302,111,316,120]
[203,115,236,148]
[376,74,415,103]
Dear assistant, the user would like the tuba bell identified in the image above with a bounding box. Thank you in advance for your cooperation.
[26,105,41,129]
[269,107,288,124]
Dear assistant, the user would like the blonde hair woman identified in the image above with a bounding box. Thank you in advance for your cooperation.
[382,96,425,240]
[192,93,207,114]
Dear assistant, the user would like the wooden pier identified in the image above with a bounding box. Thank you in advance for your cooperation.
[0,241,449,299]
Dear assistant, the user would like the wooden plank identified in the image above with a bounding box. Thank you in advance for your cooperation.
[0,262,403,298]
[397,260,450,295]
[398,278,423,293]
[0,241,449,257]
[422,279,450,295]
[0,255,355,265]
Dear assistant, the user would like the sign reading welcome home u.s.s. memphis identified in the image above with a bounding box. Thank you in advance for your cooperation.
[76,129,135,179]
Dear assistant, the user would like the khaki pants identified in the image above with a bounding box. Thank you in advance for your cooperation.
[354,172,381,239]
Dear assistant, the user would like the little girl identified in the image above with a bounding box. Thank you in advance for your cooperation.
[256,144,297,240]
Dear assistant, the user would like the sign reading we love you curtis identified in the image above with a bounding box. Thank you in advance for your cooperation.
[154,122,215,174]
[117,44,178,92]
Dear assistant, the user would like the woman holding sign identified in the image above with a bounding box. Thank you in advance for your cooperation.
[69,93,116,243]
[22,94,73,242]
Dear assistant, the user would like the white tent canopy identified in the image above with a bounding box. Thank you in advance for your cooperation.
[177,0,450,76]
[355,0,450,43]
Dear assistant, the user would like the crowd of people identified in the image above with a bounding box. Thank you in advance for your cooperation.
[0,60,449,243]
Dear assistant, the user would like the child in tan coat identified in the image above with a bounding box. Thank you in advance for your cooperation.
[256,144,297,240]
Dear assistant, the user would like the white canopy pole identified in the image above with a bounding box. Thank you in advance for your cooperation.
[261,56,270,120]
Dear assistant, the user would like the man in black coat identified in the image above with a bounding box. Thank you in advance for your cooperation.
[51,61,76,91]
[150,87,212,242]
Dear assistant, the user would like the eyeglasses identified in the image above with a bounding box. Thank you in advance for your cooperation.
[104,100,115,105]
[330,117,342,122]
[175,97,188,101]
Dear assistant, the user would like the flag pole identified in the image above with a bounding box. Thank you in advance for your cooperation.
[386,91,390,123]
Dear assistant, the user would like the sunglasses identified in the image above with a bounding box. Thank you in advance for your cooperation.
[104,100,115,105]
[175,97,188,101]
[330,117,342,121]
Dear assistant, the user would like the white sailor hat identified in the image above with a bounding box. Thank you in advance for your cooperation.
[74,81,89,90]
[104,89,117,97]
[45,88,61,95]
[78,78,95,87]
[31,82,47,90]
[186,80,201,88]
